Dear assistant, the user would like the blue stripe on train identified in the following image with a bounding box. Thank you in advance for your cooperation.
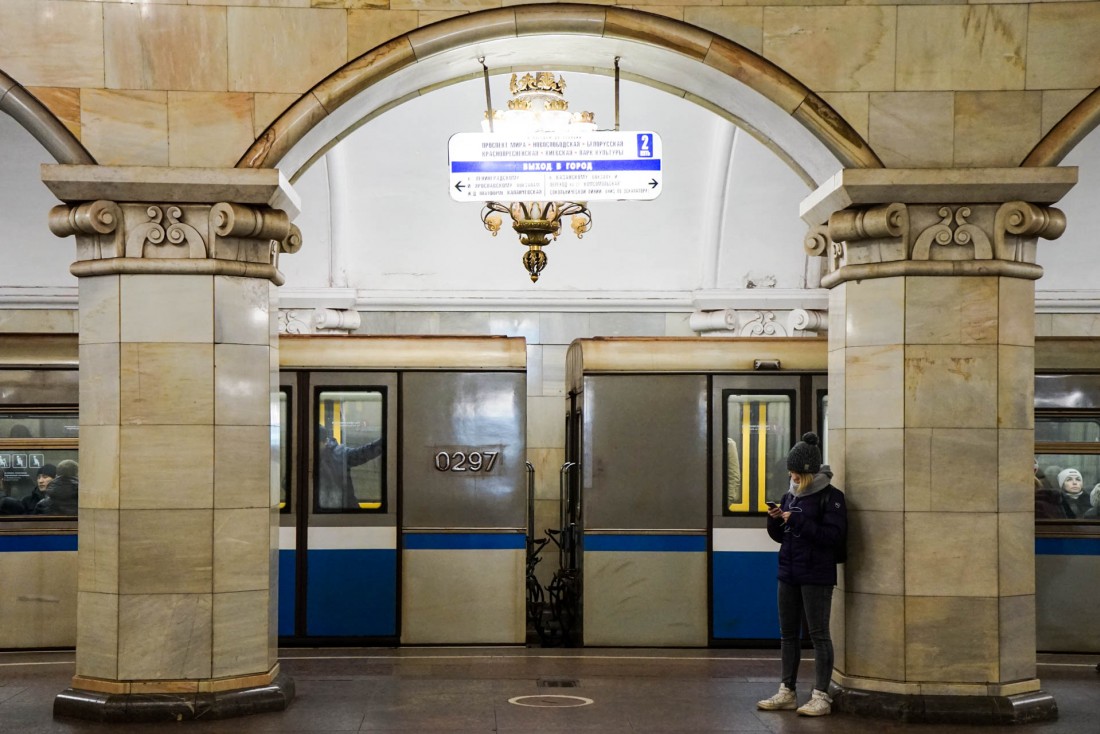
[0,535,77,552]
[1035,537,1100,556]
[278,549,296,637]
[403,532,526,550]
[584,534,707,552]
[306,548,397,637]
[712,551,780,639]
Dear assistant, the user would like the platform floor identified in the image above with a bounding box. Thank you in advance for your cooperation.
[1,647,1096,732]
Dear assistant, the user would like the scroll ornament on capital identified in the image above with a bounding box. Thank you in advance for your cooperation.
[48,199,302,284]
[804,200,1066,282]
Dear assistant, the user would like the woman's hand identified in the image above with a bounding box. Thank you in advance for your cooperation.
[767,505,783,519]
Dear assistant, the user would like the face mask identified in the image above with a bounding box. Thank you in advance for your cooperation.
[789,478,799,493]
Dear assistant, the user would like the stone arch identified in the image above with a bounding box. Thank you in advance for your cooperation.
[0,69,94,165]
[1024,87,1100,167]
[237,5,881,187]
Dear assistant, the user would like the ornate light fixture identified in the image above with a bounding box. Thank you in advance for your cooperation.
[479,71,595,283]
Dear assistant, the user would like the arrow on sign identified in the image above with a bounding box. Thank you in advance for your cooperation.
[454,181,466,193]
[649,179,659,189]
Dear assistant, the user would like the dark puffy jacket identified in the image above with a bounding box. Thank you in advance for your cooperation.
[767,481,847,586]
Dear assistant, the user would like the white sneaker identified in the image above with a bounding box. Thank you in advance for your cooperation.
[756,683,797,711]
[796,688,832,716]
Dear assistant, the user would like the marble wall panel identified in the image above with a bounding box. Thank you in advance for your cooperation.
[488,312,540,342]
[589,312,667,337]
[527,395,566,450]
[215,425,273,509]
[540,344,568,398]
[905,596,998,683]
[998,428,1034,514]
[904,344,997,429]
[392,312,441,335]
[78,508,119,595]
[0,0,104,88]
[348,9,419,59]
[928,428,997,513]
[763,7,896,92]
[869,92,953,168]
[998,345,1034,431]
[120,275,213,344]
[526,345,543,397]
[79,424,120,510]
[905,276,997,345]
[227,7,347,93]
[998,511,1035,599]
[539,312,591,345]
[999,594,1036,683]
[213,590,271,678]
[683,7,763,55]
[79,342,121,427]
[954,91,1042,168]
[118,593,212,680]
[904,512,997,597]
[1041,89,1092,137]
[26,86,81,138]
[214,276,272,347]
[902,427,931,511]
[0,309,77,334]
[528,446,566,502]
[214,344,272,426]
[843,591,904,681]
[104,3,228,92]
[846,509,903,596]
[1026,3,1100,91]
[665,312,694,337]
[826,347,845,429]
[119,424,214,509]
[828,286,846,351]
[843,428,903,512]
[820,93,869,141]
[845,278,904,347]
[998,277,1035,348]
[168,92,255,168]
[81,89,168,167]
[826,427,844,491]
[437,311,492,335]
[76,591,118,680]
[118,509,213,595]
[831,584,845,671]
[1049,313,1100,337]
[78,275,120,346]
[119,343,214,425]
[253,93,300,139]
[844,344,904,429]
[214,508,270,593]
[896,5,1026,92]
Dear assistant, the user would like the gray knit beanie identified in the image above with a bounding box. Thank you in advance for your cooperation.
[786,432,822,474]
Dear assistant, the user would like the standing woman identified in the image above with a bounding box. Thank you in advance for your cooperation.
[756,432,847,717]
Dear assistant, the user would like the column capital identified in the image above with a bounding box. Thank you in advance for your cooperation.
[800,168,1078,288]
[41,166,302,285]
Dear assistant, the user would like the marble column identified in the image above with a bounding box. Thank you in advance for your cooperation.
[800,168,1076,725]
[41,166,301,722]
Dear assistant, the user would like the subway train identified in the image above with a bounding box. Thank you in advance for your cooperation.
[1,334,1098,653]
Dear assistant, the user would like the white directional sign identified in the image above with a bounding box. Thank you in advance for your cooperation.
[449,131,662,202]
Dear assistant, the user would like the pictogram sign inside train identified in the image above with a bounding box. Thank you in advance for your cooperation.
[448,131,663,202]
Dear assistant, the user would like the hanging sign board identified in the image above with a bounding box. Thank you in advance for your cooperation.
[448,131,662,202]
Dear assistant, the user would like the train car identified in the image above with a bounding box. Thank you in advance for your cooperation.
[0,333,528,649]
[278,335,529,645]
[563,337,828,646]
[0,334,79,649]
[564,336,1100,653]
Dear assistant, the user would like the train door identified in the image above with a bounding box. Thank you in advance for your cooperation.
[710,373,827,641]
[399,370,528,644]
[280,371,399,642]
[579,374,709,646]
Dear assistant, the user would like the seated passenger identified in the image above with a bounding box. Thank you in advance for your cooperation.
[1084,485,1100,520]
[1057,468,1091,519]
[34,460,78,516]
[1034,465,1067,519]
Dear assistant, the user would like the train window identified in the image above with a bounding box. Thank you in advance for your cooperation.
[723,391,794,514]
[1035,416,1100,443]
[314,389,385,513]
[0,408,79,519]
[1035,452,1100,521]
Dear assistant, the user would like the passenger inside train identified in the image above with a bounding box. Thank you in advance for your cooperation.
[1058,468,1091,518]
[34,460,77,516]
[316,424,384,511]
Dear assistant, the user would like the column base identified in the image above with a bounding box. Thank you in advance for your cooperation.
[53,671,295,723]
[831,684,1057,725]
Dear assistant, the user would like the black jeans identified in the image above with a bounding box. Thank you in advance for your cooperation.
[777,579,834,693]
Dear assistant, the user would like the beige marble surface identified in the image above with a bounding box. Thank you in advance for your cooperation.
[227,6,347,94]
[104,3,228,92]
[1026,3,1100,91]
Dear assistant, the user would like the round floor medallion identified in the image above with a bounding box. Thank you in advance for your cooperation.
[507,694,594,708]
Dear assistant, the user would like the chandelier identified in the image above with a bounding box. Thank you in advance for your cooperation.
[479,71,595,283]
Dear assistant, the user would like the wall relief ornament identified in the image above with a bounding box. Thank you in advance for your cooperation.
[804,200,1066,287]
[48,200,302,285]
